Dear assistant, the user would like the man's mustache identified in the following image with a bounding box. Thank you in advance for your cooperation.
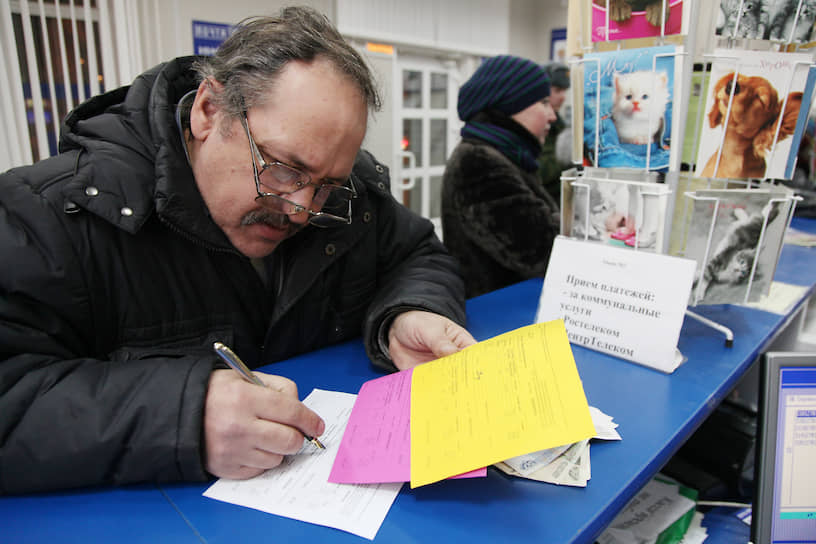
[241,209,293,230]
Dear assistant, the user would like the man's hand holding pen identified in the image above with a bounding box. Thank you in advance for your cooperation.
[203,370,326,480]
[202,309,476,481]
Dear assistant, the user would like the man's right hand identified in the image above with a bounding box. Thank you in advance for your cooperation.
[203,369,325,480]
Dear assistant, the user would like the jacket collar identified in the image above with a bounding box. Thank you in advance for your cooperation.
[59,57,234,250]
[149,58,236,250]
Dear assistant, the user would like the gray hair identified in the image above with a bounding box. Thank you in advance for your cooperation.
[192,6,381,118]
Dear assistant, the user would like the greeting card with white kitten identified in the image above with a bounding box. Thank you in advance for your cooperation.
[612,70,671,145]
[583,45,684,171]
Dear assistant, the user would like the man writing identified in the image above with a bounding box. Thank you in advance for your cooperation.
[0,6,474,494]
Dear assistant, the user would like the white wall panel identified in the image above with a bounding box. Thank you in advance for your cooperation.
[436,0,509,54]
[152,0,335,59]
[337,0,509,56]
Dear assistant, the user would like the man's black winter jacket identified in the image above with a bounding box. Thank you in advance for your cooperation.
[0,58,466,494]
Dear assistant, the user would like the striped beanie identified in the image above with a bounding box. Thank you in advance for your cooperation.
[457,55,551,122]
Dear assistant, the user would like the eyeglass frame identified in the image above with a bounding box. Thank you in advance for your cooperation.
[239,111,357,227]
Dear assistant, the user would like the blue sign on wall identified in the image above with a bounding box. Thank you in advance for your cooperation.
[192,20,234,56]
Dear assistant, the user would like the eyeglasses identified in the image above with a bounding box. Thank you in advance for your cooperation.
[240,112,356,227]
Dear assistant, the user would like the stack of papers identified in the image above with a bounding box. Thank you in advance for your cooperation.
[331,320,598,488]
[681,513,708,544]
[494,406,621,487]
[596,477,705,544]
[327,367,486,484]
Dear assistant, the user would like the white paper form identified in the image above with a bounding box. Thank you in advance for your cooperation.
[203,389,403,540]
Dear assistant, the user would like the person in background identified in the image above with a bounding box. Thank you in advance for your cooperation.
[0,6,475,495]
[441,55,560,298]
[538,62,572,203]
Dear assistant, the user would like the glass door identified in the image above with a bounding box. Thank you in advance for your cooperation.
[395,55,460,239]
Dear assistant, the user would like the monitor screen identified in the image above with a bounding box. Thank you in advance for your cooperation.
[753,352,816,544]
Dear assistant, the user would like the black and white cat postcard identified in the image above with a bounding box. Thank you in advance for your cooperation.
[716,0,816,42]
[582,45,685,171]
[693,49,813,181]
[667,174,749,256]
[684,186,795,305]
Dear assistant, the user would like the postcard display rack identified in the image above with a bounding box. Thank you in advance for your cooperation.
[553,0,815,361]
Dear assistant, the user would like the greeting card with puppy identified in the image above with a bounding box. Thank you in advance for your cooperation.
[693,49,814,180]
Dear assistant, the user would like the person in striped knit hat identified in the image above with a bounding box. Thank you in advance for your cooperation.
[441,55,561,298]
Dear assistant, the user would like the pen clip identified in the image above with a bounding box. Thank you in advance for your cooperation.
[213,341,265,387]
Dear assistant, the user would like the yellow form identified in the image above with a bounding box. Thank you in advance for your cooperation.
[410,319,596,488]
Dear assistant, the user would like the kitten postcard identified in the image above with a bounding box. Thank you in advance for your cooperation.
[583,45,684,171]
[591,0,686,42]
[561,173,673,253]
[716,0,816,42]
[684,187,794,305]
[693,49,813,181]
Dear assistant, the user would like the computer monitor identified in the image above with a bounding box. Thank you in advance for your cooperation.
[752,352,816,544]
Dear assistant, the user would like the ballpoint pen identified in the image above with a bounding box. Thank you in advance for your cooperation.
[212,341,325,449]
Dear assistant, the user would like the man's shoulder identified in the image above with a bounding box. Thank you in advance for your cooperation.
[0,155,80,269]
[1,147,156,236]
[1,152,80,203]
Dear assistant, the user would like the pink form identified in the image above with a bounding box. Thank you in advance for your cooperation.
[328,368,486,484]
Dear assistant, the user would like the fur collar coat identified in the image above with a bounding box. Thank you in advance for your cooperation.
[441,137,561,298]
